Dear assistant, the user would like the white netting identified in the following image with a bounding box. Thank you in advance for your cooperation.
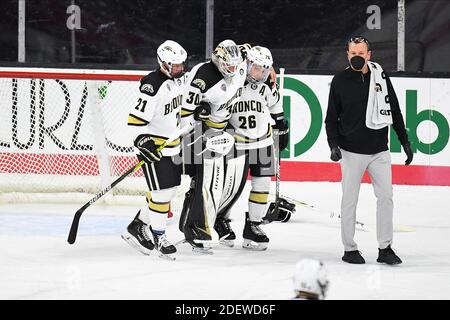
[0,69,189,207]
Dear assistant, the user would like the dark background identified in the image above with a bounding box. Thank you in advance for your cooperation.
[1,0,449,74]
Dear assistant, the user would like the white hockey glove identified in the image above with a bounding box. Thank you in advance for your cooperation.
[188,130,234,156]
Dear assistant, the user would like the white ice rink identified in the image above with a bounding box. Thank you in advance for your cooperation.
[1,181,449,300]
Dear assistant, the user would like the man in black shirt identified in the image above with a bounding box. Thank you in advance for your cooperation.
[325,36,413,265]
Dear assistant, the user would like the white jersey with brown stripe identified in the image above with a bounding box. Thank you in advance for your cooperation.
[181,61,247,130]
[127,70,186,156]
[229,80,281,150]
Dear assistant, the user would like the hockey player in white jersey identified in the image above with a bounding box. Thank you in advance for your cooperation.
[122,40,187,259]
[178,39,247,252]
[213,46,290,250]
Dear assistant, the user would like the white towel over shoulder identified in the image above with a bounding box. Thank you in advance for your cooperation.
[365,61,392,130]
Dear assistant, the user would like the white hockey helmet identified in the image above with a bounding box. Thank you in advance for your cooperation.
[157,40,187,79]
[293,259,329,300]
[246,46,273,84]
[211,39,242,79]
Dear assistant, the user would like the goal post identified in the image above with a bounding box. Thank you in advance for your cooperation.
[0,67,151,204]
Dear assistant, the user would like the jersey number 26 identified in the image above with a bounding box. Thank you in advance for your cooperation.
[239,115,256,129]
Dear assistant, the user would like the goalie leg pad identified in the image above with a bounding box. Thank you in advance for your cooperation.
[202,157,225,229]
[181,158,224,244]
[217,153,249,218]
[179,179,195,232]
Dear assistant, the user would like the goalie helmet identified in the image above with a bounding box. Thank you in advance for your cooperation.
[293,259,329,300]
[157,40,187,79]
[211,39,242,80]
[246,46,273,84]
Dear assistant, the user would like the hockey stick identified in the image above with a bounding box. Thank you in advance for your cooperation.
[276,194,365,227]
[277,194,415,232]
[276,68,285,207]
[67,124,193,244]
[263,68,285,223]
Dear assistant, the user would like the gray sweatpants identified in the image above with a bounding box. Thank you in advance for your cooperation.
[340,149,393,251]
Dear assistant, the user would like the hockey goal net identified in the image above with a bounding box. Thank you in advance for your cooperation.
[0,68,162,204]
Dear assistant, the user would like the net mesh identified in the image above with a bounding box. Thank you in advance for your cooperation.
[0,71,192,205]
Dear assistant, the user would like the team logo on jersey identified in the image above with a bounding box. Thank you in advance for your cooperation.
[221,84,227,91]
[141,84,154,94]
[240,68,244,75]
[177,79,182,85]
[251,84,258,90]
[192,79,206,91]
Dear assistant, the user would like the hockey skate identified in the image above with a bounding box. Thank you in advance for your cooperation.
[150,226,177,261]
[183,225,214,255]
[121,212,155,255]
[242,213,269,251]
[214,217,235,247]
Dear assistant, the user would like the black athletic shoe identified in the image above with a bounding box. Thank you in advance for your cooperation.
[214,217,236,240]
[342,250,365,264]
[121,212,155,254]
[377,245,402,265]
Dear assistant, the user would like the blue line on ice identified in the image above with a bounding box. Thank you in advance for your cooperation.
[0,214,130,236]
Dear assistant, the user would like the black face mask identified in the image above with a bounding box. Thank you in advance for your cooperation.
[350,55,366,71]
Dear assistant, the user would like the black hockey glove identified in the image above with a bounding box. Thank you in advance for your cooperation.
[194,101,211,121]
[403,142,413,165]
[330,146,342,162]
[134,134,162,163]
[273,118,289,152]
[262,198,296,224]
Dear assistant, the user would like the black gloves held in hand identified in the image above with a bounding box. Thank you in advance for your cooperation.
[330,146,342,162]
[273,118,289,152]
[403,142,413,165]
[194,101,211,121]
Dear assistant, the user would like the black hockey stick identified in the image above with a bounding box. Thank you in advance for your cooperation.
[67,160,145,244]
[275,68,285,212]
[262,144,281,223]
[67,124,192,244]
[263,68,285,223]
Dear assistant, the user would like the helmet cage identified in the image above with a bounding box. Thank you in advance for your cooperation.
[211,40,242,79]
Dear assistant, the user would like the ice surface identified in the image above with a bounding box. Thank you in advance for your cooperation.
[1,181,449,300]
